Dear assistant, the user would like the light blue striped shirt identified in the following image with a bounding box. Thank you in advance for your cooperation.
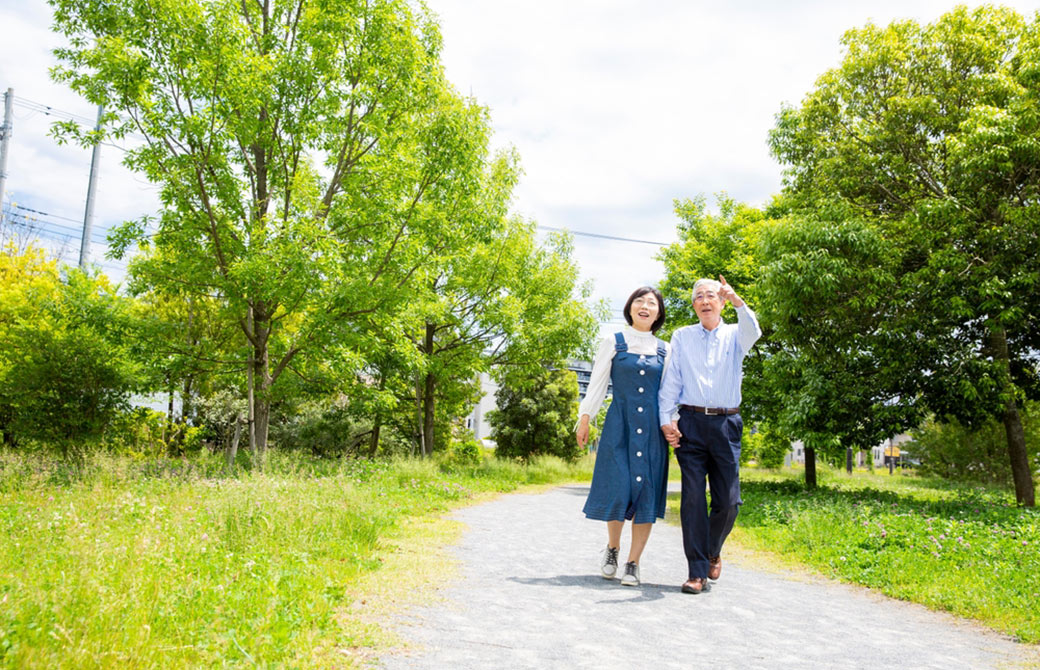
[657,305,762,425]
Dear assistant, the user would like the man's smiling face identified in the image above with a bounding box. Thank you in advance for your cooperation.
[693,287,723,329]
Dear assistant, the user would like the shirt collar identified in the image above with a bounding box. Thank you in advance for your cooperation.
[624,325,655,339]
[694,319,726,337]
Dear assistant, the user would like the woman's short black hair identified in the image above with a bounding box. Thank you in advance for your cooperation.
[623,286,666,333]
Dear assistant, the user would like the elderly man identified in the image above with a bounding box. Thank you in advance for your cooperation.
[659,275,761,594]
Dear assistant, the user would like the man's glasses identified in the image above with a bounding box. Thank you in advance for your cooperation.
[693,292,719,302]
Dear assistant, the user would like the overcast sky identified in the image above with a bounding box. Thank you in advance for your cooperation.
[2,0,1038,325]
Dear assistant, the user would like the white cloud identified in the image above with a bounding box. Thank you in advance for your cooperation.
[4,0,1039,305]
[429,0,1040,317]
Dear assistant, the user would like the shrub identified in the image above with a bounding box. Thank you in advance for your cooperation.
[0,268,146,460]
[445,428,483,467]
[910,404,1040,486]
[268,398,372,457]
[489,368,581,462]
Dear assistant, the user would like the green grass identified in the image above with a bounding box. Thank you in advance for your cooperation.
[7,448,1038,664]
[710,465,1040,644]
[0,450,594,668]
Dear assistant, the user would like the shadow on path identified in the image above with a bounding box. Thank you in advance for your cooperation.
[507,574,699,602]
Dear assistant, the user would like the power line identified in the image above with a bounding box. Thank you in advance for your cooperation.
[4,217,112,249]
[12,203,83,224]
[11,95,142,150]
[11,96,96,125]
[6,205,112,244]
[538,224,670,247]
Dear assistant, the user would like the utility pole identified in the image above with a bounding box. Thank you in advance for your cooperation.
[78,103,104,268]
[0,88,13,225]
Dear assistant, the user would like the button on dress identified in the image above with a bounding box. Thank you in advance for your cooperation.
[583,332,669,524]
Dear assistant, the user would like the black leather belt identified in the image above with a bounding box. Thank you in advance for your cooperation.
[680,404,740,416]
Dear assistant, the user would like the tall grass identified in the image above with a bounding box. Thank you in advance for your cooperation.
[0,450,593,668]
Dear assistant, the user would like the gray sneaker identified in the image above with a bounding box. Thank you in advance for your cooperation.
[601,545,619,579]
[620,561,640,586]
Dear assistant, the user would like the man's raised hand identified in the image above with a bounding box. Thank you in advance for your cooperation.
[718,274,744,308]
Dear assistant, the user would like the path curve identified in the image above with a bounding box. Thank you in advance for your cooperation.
[379,484,1031,669]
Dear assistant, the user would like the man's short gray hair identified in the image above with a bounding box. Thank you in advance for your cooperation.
[692,278,721,302]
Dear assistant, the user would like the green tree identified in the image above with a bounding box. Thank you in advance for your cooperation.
[412,223,598,456]
[0,247,61,447]
[50,0,501,459]
[133,288,240,435]
[769,7,1040,504]
[0,248,146,458]
[756,206,925,487]
[489,368,581,462]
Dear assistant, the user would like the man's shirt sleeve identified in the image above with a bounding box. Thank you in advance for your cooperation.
[736,305,762,354]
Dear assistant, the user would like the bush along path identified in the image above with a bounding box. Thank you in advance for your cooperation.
[378,484,1035,670]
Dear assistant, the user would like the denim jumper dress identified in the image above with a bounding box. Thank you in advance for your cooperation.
[582,332,669,524]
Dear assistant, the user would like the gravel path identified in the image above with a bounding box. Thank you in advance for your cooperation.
[378,484,1033,669]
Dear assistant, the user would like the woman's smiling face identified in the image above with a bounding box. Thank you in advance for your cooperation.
[629,293,660,332]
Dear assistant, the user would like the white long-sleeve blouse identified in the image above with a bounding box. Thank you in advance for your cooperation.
[578,326,672,422]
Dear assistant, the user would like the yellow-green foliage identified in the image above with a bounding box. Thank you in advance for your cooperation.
[0,247,145,458]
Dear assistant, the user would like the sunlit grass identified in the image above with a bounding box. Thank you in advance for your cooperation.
[0,450,593,668]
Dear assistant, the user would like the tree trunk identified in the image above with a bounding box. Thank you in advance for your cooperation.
[989,327,1036,507]
[167,374,175,434]
[414,375,423,456]
[225,415,242,470]
[246,304,273,466]
[423,370,435,457]
[182,300,194,426]
[181,377,194,426]
[253,362,271,461]
[804,446,817,489]
[368,420,381,457]
[1000,400,1034,506]
[368,374,386,457]
[419,321,437,457]
[247,307,257,463]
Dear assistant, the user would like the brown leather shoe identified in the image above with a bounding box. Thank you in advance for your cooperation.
[708,555,722,581]
[681,578,706,594]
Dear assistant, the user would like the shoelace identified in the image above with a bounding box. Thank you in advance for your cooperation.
[605,546,619,566]
[624,562,637,577]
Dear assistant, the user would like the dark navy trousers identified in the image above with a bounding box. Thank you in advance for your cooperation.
[675,408,743,580]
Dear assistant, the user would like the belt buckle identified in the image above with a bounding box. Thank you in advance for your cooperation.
[705,407,721,416]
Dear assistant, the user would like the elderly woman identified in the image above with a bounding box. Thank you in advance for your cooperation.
[576,286,671,587]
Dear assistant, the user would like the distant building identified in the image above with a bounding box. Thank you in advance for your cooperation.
[871,433,915,468]
[466,371,499,445]
[785,433,915,468]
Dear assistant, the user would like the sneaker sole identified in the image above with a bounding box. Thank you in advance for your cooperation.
[620,579,639,587]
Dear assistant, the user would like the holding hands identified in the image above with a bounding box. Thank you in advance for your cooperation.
[661,421,681,447]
